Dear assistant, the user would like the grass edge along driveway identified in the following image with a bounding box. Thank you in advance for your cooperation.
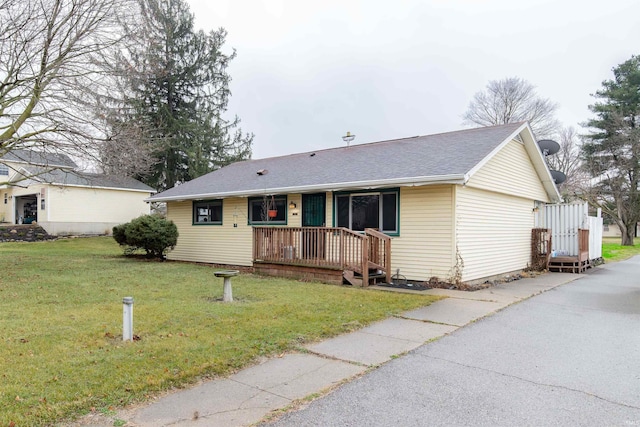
[601,236,640,262]
[0,237,440,426]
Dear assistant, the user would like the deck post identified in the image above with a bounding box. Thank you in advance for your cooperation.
[384,236,391,283]
[361,235,369,287]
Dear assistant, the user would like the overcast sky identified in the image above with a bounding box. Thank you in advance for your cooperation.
[187,0,640,160]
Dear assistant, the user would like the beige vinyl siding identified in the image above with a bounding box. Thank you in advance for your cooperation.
[167,198,254,265]
[390,186,454,281]
[467,139,550,203]
[287,193,302,227]
[5,160,25,182]
[1,185,151,233]
[45,186,150,223]
[456,185,535,282]
[167,194,309,266]
[0,190,8,222]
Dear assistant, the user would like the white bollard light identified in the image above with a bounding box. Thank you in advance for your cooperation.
[123,296,134,341]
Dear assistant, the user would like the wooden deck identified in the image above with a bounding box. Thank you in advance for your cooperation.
[548,229,591,273]
[252,226,391,286]
[548,256,591,273]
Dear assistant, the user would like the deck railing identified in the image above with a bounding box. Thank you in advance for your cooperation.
[252,226,391,284]
[365,228,392,282]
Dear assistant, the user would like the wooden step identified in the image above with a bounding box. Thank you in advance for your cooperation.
[343,270,387,287]
[343,270,363,287]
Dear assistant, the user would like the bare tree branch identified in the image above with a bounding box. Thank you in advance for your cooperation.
[463,77,560,138]
[0,0,132,167]
[545,126,588,200]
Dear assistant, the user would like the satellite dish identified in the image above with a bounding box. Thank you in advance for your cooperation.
[550,170,567,184]
[537,139,560,156]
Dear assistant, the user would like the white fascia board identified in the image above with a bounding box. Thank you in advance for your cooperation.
[46,182,156,194]
[519,126,562,203]
[4,159,74,169]
[146,174,466,202]
[463,122,562,203]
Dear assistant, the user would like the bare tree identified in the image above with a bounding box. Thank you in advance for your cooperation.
[463,77,560,138]
[0,0,129,167]
[96,120,156,177]
[545,126,587,200]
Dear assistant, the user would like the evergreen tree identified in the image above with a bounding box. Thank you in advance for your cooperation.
[113,0,252,190]
[582,55,640,245]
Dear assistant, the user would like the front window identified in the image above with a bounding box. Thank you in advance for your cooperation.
[193,200,223,225]
[335,189,398,234]
[0,164,8,176]
[248,196,287,224]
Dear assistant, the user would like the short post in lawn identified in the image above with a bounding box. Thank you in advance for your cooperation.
[123,297,134,341]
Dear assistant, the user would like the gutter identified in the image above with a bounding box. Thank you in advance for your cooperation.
[146,174,466,202]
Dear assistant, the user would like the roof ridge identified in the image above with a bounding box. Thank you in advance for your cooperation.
[248,122,526,162]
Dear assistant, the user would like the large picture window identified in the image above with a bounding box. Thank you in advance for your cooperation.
[193,200,223,225]
[248,196,287,224]
[335,189,398,234]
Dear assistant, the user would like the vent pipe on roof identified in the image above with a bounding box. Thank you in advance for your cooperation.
[342,131,356,147]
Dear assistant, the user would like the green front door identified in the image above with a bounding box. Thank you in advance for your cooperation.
[302,193,326,227]
[302,193,326,259]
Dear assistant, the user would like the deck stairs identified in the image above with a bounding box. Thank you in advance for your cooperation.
[343,268,388,287]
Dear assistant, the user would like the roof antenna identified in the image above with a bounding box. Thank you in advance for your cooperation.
[342,131,356,147]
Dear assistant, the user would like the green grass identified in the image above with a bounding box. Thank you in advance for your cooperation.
[0,237,439,426]
[602,237,640,262]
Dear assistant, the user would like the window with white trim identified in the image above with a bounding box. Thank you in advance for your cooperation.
[335,189,399,234]
[0,164,8,176]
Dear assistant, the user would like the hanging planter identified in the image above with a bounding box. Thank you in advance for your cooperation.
[263,195,278,220]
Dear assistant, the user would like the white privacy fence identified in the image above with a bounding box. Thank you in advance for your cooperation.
[588,215,603,259]
[541,202,602,259]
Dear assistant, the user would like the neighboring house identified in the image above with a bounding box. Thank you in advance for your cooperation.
[149,122,561,284]
[601,222,639,238]
[0,150,155,235]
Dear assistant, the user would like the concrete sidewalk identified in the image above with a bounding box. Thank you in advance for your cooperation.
[76,272,581,427]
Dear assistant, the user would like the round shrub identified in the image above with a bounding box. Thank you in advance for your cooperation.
[113,215,178,259]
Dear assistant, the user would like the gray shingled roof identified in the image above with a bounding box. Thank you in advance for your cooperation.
[23,167,156,192]
[150,123,528,201]
[2,149,77,168]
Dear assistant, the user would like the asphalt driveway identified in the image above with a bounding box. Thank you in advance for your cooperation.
[265,257,640,426]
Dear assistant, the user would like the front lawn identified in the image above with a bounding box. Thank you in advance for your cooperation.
[602,236,640,262]
[0,237,439,426]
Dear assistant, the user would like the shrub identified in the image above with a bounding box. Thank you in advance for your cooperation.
[112,223,127,246]
[112,215,178,259]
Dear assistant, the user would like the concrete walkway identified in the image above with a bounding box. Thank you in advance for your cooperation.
[75,272,581,427]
